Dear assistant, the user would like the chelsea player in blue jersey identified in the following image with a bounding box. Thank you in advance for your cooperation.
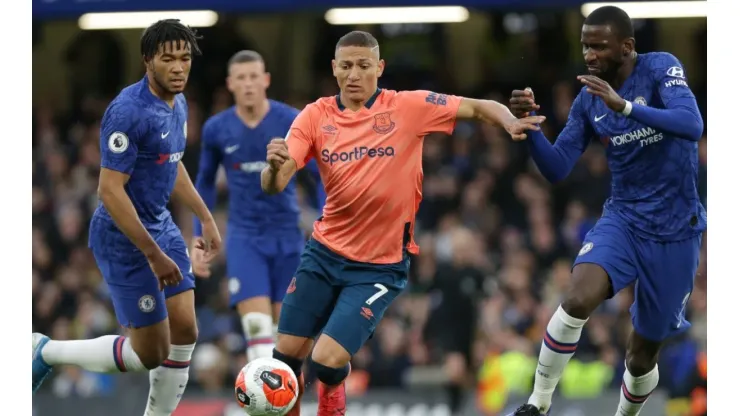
[32,20,222,416]
[507,6,705,416]
[192,50,325,363]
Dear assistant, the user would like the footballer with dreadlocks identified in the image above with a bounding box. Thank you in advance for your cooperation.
[33,19,222,416]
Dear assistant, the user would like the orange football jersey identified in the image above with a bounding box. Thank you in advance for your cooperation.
[287,89,462,264]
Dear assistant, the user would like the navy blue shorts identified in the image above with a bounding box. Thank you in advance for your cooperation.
[278,239,409,356]
[90,217,195,329]
[225,232,303,307]
[573,214,702,342]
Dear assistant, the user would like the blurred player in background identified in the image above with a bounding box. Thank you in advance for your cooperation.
[261,30,543,416]
[506,6,705,416]
[32,19,222,416]
[192,50,325,362]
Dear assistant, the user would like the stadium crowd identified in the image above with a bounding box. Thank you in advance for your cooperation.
[32,18,707,415]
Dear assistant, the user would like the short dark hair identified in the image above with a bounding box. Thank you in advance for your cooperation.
[335,30,379,51]
[140,19,203,61]
[228,50,264,68]
[584,6,634,40]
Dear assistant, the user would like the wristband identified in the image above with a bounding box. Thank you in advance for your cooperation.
[621,100,633,116]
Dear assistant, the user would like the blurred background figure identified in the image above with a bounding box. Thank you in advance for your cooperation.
[33,1,706,415]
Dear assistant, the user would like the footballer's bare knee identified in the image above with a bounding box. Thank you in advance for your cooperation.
[129,319,171,369]
[561,263,613,320]
[275,333,313,360]
[166,289,198,345]
[311,334,351,368]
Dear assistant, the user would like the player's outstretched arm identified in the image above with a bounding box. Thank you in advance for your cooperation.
[455,97,545,140]
[98,168,162,258]
[510,88,590,183]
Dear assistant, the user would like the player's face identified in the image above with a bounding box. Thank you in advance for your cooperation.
[581,25,632,79]
[332,46,385,102]
[227,61,271,108]
[148,40,192,94]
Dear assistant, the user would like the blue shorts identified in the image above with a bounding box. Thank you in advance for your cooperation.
[226,232,303,307]
[573,215,702,342]
[278,238,409,356]
[89,217,195,329]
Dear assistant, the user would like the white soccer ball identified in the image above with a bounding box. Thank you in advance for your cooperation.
[234,357,299,416]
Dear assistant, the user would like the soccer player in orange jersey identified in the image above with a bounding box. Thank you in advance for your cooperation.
[260,31,544,416]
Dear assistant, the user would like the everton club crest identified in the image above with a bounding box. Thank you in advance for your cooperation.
[372,112,395,134]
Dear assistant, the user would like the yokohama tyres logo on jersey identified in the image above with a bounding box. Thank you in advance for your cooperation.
[321,146,395,165]
[609,127,663,148]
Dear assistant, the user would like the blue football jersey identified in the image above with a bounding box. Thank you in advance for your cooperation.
[554,52,706,241]
[91,77,188,238]
[194,100,317,236]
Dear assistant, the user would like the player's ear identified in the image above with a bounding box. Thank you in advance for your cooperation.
[264,72,272,89]
[377,59,385,78]
[623,37,636,56]
[331,59,338,77]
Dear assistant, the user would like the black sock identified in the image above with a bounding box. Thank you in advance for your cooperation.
[311,361,350,386]
[272,348,303,378]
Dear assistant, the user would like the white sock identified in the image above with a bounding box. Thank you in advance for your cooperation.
[242,312,276,362]
[144,343,195,416]
[41,335,146,373]
[616,365,659,416]
[528,305,588,413]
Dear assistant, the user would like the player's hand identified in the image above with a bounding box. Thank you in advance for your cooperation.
[510,87,540,118]
[194,218,222,265]
[266,138,290,171]
[190,238,211,278]
[577,75,627,113]
[147,251,183,291]
[504,115,546,141]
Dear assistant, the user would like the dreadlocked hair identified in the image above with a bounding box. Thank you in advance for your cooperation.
[140,19,203,61]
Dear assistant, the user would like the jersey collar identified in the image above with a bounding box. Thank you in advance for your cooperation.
[335,88,381,111]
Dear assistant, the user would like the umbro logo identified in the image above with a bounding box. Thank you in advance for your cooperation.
[322,125,337,134]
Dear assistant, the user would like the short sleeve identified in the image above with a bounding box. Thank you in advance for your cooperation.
[650,52,695,108]
[100,101,143,175]
[399,90,463,136]
[286,106,316,170]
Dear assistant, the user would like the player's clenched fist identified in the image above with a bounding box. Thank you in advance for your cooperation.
[266,138,290,171]
[510,87,541,118]
[147,250,183,291]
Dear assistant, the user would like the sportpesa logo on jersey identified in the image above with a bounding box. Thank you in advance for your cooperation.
[321,146,396,165]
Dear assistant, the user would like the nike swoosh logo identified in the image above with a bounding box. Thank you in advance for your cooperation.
[161,131,170,139]
[594,114,607,122]
[225,145,239,154]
